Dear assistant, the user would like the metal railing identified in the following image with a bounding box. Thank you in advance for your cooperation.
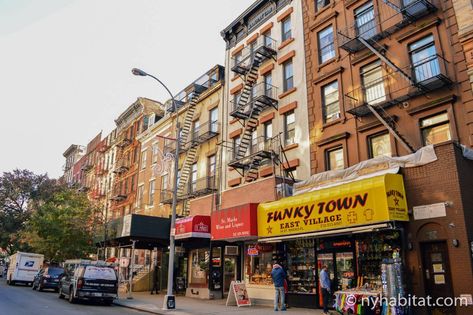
[231,35,278,74]
[344,54,450,116]
[229,135,279,164]
[338,0,435,53]
[183,121,220,150]
[182,175,217,197]
[113,159,130,174]
[160,189,174,204]
[229,82,278,118]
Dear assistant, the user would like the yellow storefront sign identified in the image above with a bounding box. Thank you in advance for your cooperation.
[258,174,408,238]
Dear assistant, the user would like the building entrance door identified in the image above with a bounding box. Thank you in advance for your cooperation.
[223,257,237,295]
[420,241,455,315]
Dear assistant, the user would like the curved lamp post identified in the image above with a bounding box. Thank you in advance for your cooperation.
[132,68,179,310]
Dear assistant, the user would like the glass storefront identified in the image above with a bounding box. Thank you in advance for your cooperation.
[189,249,209,286]
[286,239,316,294]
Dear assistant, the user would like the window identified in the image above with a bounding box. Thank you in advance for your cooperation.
[262,30,272,47]
[264,72,273,97]
[141,150,147,169]
[318,26,335,64]
[232,136,241,160]
[284,111,296,146]
[283,60,294,92]
[368,133,392,158]
[124,178,128,194]
[137,185,144,208]
[326,147,344,170]
[409,35,439,83]
[130,174,136,192]
[316,0,330,11]
[152,144,158,163]
[322,81,340,122]
[208,155,216,177]
[355,1,376,39]
[233,92,241,110]
[190,163,197,193]
[161,173,168,191]
[193,120,200,141]
[251,129,258,154]
[361,60,385,105]
[245,243,284,285]
[209,108,218,133]
[420,113,451,145]
[234,52,242,67]
[281,16,292,42]
[190,249,209,285]
[133,146,139,163]
[148,180,155,206]
[264,121,273,141]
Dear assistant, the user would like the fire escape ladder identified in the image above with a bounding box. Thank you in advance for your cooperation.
[382,0,402,12]
[181,200,191,217]
[366,104,415,153]
[358,37,416,86]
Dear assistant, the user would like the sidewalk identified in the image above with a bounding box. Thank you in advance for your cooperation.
[114,292,327,315]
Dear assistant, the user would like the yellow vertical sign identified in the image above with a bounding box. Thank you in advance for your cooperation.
[257,174,408,238]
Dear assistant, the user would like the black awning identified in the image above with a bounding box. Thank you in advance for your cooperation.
[97,214,171,250]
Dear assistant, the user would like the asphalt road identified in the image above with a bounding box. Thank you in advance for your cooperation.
[0,277,144,315]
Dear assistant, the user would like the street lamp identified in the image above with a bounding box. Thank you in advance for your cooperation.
[132,68,179,310]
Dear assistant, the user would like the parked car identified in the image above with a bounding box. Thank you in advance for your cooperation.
[58,260,118,305]
[32,266,64,291]
[7,252,44,286]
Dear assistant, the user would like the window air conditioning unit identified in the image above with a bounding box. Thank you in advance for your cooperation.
[225,246,239,256]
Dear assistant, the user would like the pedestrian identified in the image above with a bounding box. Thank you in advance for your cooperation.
[150,263,159,295]
[319,265,332,315]
[271,263,286,312]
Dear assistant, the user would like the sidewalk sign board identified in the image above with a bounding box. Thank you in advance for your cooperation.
[226,281,251,307]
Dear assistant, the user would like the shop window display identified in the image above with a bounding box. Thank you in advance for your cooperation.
[245,243,285,285]
[286,239,316,294]
[190,249,209,285]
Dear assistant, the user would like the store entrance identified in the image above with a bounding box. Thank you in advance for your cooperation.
[223,256,237,295]
[420,241,455,315]
[316,239,356,308]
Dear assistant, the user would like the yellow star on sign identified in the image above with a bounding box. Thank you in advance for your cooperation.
[267,226,273,234]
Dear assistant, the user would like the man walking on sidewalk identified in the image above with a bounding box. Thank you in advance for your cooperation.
[271,263,286,312]
[319,265,331,315]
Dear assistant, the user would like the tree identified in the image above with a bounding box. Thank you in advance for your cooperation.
[0,169,57,255]
[22,188,102,262]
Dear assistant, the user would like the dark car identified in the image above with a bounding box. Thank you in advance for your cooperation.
[58,261,118,305]
[32,266,64,291]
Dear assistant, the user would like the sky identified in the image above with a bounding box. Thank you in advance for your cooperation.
[0,0,254,178]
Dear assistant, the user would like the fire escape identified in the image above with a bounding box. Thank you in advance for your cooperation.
[227,35,280,180]
[111,132,131,202]
[160,74,220,216]
[338,0,451,152]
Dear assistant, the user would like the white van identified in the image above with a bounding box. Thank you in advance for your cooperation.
[7,252,44,286]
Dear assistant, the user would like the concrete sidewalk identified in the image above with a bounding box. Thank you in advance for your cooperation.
[114,292,327,315]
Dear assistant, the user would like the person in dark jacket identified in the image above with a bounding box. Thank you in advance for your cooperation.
[271,263,286,311]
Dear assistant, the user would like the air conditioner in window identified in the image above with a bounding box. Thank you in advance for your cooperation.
[225,246,239,256]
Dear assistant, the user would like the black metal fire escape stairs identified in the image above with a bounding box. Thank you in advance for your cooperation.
[228,37,279,179]
[338,0,439,153]
[173,84,208,216]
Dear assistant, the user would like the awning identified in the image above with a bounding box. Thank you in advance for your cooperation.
[96,214,171,250]
[211,203,258,241]
[173,215,211,240]
[258,174,408,239]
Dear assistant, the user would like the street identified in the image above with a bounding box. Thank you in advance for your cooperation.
[0,278,145,315]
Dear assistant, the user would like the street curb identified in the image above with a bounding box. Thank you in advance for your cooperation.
[113,300,164,315]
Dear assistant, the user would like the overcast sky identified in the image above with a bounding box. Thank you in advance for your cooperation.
[0,0,254,178]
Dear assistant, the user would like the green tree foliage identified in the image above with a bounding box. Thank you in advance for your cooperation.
[23,188,102,262]
[0,169,57,254]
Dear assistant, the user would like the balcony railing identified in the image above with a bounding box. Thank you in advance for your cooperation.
[345,55,451,116]
[166,72,219,113]
[228,136,278,169]
[160,189,174,204]
[338,0,436,53]
[231,35,278,75]
[230,83,278,119]
[81,162,94,172]
[116,135,132,148]
[183,121,220,150]
[78,184,90,193]
[182,175,217,198]
[110,192,127,202]
[113,159,130,174]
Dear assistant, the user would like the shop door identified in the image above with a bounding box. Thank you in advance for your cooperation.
[317,253,335,308]
[420,241,455,315]
[223,257,237,294]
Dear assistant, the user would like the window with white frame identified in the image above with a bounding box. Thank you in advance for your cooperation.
[368,133,392,158]
[141,150,147,170]
[355,1,376,39]
[283,60,294,92]
[210,107,218,133]
[361,60,386,105]
[322,81,340,122]
[148,180,155,206]
[137,185,144,208]
[420,112,451,145]
[318,26,335,64]
[281,16,292,42]
[284,111,296,146]
[326,147,344,170]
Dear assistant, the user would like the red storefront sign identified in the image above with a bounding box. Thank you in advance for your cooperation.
[211,203,258,241]
[174,215,211,240]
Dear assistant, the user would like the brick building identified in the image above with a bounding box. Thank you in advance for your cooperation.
[62,144,85,186]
